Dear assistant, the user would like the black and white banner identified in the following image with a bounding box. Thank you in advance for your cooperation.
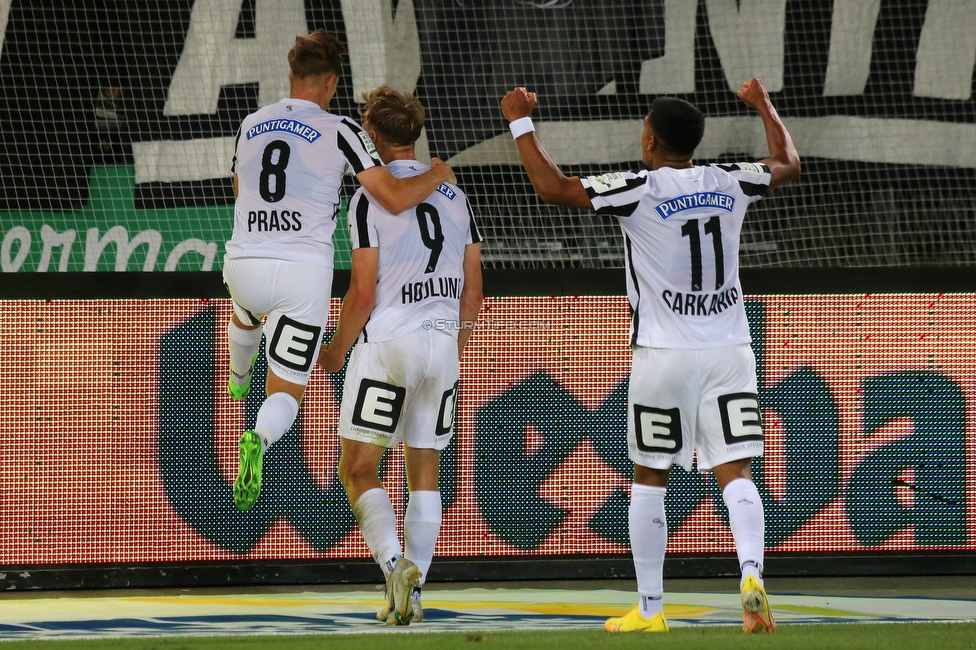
[0,0,973,267]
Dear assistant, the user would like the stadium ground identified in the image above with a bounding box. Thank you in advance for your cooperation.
[0,576,973,642]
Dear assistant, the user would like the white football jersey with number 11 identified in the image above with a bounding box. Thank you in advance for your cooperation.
[581,162,771,349]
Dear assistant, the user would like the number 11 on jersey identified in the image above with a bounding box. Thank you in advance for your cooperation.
[681,216,725,291]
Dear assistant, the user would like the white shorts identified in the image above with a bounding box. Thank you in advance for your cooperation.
[222,256,333,385]
[627,344,764,472]
[339,328,459,450]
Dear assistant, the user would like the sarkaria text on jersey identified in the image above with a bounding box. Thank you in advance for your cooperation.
[662,287,739,316]
[401,277,462,304]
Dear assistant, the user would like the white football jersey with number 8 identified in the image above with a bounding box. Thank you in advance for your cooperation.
[226,97,382,268]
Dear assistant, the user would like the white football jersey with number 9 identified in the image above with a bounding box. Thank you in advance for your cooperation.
[348,160,483,343]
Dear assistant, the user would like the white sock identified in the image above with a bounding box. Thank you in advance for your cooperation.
[723,478,766,588]
[630,483,667,616]
[254,392,299,449]
[404,490,442,584]
[227,320,262,382]
[639,595,664,619]
[353,488,403,579]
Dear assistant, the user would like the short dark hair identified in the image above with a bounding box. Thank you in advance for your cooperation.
[648,97,705,156]
[288,29,346,79]
[360,86,425,147]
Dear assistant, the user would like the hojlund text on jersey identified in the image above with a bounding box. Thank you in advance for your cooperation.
[661,287,739,316]
[247,210,302,232]
[401,277,462,304]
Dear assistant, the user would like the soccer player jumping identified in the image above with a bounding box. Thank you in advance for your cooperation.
[501,78,800,633]
[224,30,455,512]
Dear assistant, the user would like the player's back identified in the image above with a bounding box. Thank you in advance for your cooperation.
[227,98,379,267]
[592,162,769,349]
[349,159,480,343]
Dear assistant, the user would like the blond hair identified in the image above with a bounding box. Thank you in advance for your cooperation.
[360,86,425,146]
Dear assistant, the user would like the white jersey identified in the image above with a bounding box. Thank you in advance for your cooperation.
[580,162,771,349]
[349,159,482,343]
[226,98,383,267]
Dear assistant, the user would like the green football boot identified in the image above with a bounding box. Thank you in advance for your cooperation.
[227,350,260,401]
[233,430,264,511]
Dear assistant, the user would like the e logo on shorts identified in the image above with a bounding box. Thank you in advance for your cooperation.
[634,405,683,453]
[352,379,406,434]
[719,392,763,444]
[436,381,459,436]
[268,316,321,372]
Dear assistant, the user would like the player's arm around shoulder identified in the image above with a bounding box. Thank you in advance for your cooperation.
[500,88,591,209]
[318,247,379,373]
[356,158,456,215]
[736,78,800,191]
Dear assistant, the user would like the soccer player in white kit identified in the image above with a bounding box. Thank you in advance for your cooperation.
[223,31,456,512]
[501,78,800,633]
[317,86,484,626]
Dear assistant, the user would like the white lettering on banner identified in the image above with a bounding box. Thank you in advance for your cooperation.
[639,0,787,94]
[823,0,881,96]
[164,0,305,116]
[340,0,421,97]
[704,0,786,92]
[444,116,976,170]
[914,0,976,100]
[1,226,219,272]
[38,225,77,273]
[84,227,162,272]
[130,0,976,184]
[640,0,697,94]
[339,0,431,160]
[135,116,976,185]
[0,0,12,62]
[133,137,236,184]
[1,226,30,272]
[165,239,218,272]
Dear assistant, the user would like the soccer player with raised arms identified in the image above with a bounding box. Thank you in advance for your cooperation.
[501,78,800,633]
[223,30,455,512]
[318,86,484,625]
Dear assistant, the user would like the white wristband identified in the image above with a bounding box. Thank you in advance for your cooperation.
[509,117,535,139]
